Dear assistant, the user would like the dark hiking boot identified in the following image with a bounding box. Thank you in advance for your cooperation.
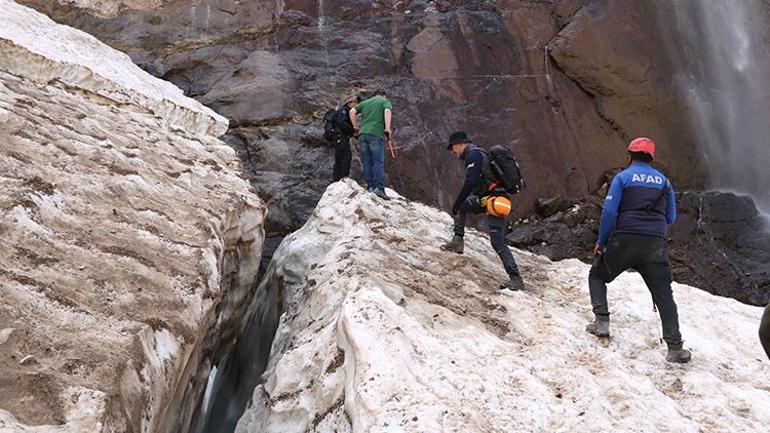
[499,274,525,291]
[666,345,692,363]
[374,188,391,201]
[440,235,464,254]
[586,317,610,337]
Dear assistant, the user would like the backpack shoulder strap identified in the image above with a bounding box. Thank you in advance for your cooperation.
[476,148,499,191]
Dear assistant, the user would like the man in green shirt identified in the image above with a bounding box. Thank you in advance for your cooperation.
[351,89,393,200]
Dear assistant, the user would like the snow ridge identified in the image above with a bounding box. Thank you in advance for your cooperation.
[0,0,228,136]
[236,179,770,433]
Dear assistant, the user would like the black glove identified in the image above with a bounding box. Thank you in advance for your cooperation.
[591,248,604,268]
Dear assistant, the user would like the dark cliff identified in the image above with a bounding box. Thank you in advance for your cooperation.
[21,0,769,304]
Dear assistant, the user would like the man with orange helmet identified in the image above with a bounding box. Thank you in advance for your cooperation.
[587,137,691,363]
[440,131,524,291]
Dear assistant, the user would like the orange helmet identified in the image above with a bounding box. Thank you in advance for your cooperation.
[486,196,512,217]
[627,137,655,159]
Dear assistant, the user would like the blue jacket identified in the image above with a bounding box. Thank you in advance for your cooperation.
[597,162,676,246]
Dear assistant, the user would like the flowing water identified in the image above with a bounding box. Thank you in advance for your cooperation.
[187,277,283,433]
[668,0,770,213]
[318,0,334,87]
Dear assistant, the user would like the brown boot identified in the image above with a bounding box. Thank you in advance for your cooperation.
[666,344,692,363]
[440,235,464,254]
[499,274,525,291]
[586,317,610,337]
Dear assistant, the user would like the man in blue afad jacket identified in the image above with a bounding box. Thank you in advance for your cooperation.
[587,137,691,363]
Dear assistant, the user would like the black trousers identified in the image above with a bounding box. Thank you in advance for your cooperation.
[760,303,770,360]
[589,233,683,347]
[333,135,352,181]
[453,195,520,278]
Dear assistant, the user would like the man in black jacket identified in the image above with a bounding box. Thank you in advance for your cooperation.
[440,131,524,291]
[332,95,358,181]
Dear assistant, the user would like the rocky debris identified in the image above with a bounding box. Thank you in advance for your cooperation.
[0,2,265,431]
[670,192,770,305]
[507,209,598,262]
[509,189,770,305]
[235,179,770,432]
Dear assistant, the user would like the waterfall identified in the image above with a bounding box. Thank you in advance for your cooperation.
[318,0,334,87]
[187,276,283,433]
[668,0,770,213]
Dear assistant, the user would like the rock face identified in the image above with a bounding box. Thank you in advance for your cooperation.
[0,1,265,432]
[549,0,706,187]
[235,180,770,432]
[16,0,697,250]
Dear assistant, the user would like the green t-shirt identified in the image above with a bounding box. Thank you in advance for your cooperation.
[357,96,392,138]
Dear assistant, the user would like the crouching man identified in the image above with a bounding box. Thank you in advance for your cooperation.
[440,131,524,291]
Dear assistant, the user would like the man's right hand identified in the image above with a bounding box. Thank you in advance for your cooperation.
[384,129,392,138]
[593,244,602,255]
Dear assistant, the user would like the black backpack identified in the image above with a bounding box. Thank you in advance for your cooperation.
[322,108,338,142]
[487,145,525,194]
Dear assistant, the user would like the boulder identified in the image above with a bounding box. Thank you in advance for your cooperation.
[535,195,570,218]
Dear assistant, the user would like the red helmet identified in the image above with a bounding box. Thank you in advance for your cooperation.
[627,137,655,159]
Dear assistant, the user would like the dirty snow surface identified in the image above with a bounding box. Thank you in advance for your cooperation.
[0,0,227,135]
[236,179,770,433]
[0,2,264,430]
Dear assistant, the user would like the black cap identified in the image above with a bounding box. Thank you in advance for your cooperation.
[447,131,472,149]
[374,88,387,96]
